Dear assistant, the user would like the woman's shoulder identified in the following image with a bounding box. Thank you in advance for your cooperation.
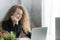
[2,21,8,25]
[2,20,10,28]
[2,18,12,24]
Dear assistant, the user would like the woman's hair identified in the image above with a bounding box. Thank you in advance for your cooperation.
[3,4,31,34]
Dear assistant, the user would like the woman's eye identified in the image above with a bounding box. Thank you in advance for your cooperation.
[17,13,20,15]
[18,13,20,14]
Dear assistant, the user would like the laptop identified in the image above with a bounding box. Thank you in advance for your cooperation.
[31,27,47,40]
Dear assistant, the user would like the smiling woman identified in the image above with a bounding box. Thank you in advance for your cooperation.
[2,4,31,39]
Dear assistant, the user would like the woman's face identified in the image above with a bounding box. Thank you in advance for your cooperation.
[12,8,23,21]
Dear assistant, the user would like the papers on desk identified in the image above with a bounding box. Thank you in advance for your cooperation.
[16,38,31,40]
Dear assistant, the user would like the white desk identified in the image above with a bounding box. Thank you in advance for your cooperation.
[16,38,31,40]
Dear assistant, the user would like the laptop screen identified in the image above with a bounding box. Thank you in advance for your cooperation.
[31,27,47,40]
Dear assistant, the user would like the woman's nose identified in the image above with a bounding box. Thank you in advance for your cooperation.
[17,14,20,17]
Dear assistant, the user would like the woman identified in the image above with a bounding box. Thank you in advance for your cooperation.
[2,4,31,38]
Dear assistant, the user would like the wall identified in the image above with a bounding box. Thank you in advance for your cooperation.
[52,0,60,40]
[19,0,42,27]
[0,0,18,22]
[42,0,55,40]
[42,0,60,40]
[31,0,42,27]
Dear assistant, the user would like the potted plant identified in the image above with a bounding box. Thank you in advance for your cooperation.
[2,31,16,40]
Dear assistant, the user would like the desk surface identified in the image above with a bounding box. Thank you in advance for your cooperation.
[16,38,30,40]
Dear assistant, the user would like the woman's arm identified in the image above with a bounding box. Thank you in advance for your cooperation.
[26,32,31,38]
[22,28,31,38]
[2,21,9,31]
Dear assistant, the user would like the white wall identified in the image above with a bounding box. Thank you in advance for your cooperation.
[42,0,55,40]
[52,0,60,40]
[0,0,18,22]
[42,0,60,40]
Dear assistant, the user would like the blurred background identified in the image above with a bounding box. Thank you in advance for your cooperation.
[0,0,42,27]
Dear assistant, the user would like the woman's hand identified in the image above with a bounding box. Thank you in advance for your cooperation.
[11,16,19,25]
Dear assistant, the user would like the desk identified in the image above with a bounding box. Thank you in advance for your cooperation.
[16,38,31,40]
